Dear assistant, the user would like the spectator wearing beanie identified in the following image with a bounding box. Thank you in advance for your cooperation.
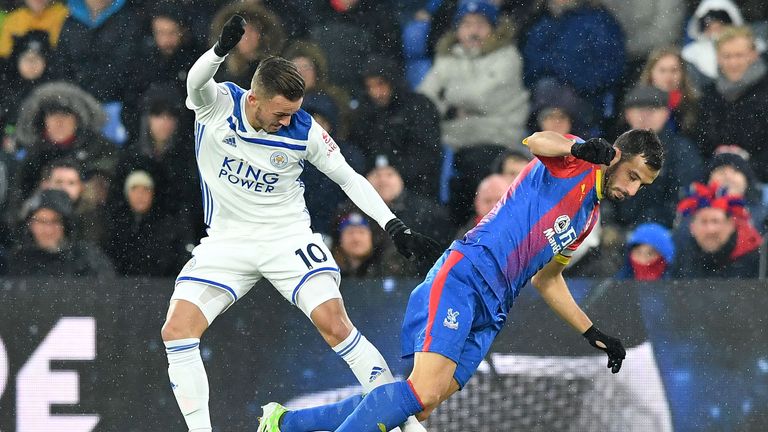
[672,182,762,278]
[109,84,199,222]
[616,222,675,281]
[352,55,442,199]
[706,152,766,233]
[106,170,192,277]
[529,78,588,137]
[0,30,54,130]
[332,211,414,278]
[8,188,114,277]
[419,0,529,224]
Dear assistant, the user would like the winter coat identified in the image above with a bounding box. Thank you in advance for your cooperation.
[0,2,68,58]
[671,218,761,278]
[682,0,749,83]
[309,2,402,96]
[418,26,529,150]
[14,81,116,199]
[522,6,624,120]
[108,109,198,220]
[601,0,684,59]
[106,207,193,277]
[351,86,442,199]
[133,32,201,99]
[616,222,675,280]
[8,239,115,277]
[53,0,141,102]
[696,75,768,182]
[614,127,704,228]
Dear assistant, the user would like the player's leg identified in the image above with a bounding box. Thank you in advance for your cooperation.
[162,281,237,432]
[303,285,396,393]
[333,351,459,431]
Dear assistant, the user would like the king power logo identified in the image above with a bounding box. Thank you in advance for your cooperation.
[544,215,578,255]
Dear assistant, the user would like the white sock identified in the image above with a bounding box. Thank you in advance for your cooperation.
[165,338,211,432]
[333,328,395,393]
[333,329,426,431]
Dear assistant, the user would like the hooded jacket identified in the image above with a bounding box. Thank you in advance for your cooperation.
[418,21,529,150]
[15,81,115,199]
[681,0,765,82]
[616,222,675,280]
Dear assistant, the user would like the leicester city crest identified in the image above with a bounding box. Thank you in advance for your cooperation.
[270,151,289,169]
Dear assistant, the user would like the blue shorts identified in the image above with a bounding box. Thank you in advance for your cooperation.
[401,250,507,388]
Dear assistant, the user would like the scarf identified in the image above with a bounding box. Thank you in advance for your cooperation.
[630,255,666,281]
[716,57,768,102]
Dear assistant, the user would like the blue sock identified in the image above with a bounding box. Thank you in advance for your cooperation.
[280,394,363,432]
[335,381,424,432]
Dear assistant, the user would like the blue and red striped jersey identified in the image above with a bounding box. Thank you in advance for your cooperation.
[451,151,602,310]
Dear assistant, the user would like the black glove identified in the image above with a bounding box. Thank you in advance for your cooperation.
[570,138,616,165]
[213,15,246,57]
[385,218,442,263]
[583,325,625,373]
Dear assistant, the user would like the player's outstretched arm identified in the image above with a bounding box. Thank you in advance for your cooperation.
[531,259,625,373]
[186,15,245,108]
[324,163,442,263]
[524,131,618,165]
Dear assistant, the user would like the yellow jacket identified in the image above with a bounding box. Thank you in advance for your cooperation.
[0,3,68,58]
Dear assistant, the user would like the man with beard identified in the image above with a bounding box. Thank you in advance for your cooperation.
[258,129,664,431]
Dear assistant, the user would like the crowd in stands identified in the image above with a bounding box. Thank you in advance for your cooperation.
[0,0,765,280]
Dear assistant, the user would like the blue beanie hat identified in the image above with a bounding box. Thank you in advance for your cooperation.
[454,0,499,27]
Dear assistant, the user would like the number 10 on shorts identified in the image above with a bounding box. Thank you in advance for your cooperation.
[295,243,328,269]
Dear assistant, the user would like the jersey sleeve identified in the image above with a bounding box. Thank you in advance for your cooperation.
[304,119,347,174]
[186,82,234,125]
[536,134,595,178]
[554,205,600,265]
[185,48,233,124]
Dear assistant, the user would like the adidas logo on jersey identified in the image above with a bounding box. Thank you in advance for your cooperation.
[369,366,387,383]
[223,136,237,147]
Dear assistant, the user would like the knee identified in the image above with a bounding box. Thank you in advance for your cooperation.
[416,410,434,422]
[161,319,185,341]
[409,380,447,419]
[161,316,203,341]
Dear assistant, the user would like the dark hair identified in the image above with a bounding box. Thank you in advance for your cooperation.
[40,158,84,182]
[614,129,664,171]
[251,56,305,101]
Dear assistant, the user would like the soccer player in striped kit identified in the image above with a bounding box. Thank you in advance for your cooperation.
[259,129,664,431]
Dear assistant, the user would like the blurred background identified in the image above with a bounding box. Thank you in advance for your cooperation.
[0,0,767,431]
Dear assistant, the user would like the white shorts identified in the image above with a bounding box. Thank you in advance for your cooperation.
[171,227,340,324]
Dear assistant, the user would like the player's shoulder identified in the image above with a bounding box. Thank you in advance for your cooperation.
[273,109,313,141]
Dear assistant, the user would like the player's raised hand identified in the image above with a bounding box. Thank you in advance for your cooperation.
[214,15,246,57]
[570,137,616,165]
[583,325,625,373]
[385,218,442,264]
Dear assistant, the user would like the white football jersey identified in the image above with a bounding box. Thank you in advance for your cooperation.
[187,82,345,234]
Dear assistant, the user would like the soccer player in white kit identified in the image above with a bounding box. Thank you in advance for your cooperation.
[160,15,438,432]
